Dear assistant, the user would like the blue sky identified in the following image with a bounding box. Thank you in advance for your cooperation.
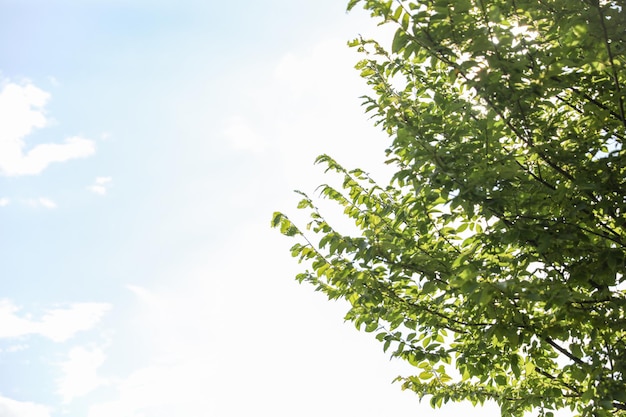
[0,1,502,416]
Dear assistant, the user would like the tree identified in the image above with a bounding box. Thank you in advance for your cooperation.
[272,0,626,416]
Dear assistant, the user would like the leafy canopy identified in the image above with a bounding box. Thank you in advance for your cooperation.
[273,0,626,416]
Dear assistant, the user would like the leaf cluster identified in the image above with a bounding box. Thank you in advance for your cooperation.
[273,0,626,416]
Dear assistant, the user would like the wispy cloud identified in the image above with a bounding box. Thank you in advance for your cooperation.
[0,80,95,176]
[87,224,431,417]
[223,116,267,153]
[0,299,111,342]
[24,197,57,209]
[268,37,396,191]
[38,303,112,342]
[47,76,60,87]
[0,394,51,417]
[87,176,112,195]
[57,346,108,403]
[83,285,218,417]
[0,198,9,207]
[0,343,28,353]
[88,362,216,417]
[38,198,57,209]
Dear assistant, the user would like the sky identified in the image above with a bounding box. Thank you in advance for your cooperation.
[0,1,503,416]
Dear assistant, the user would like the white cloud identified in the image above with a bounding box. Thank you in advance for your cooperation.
[83,285,219,417]
[0,299,111,342]
[223,116,267,153]
[0,394,51,417]
[0,80,96,176]
[57,346,108,403]
[87,176,112,195]
[88,186,106,196]
[23,197,57,209]
[88,361,215,417]
[273,45,345,98]
[38,198,57,209]
[268,37,396,192]
[13,136,96,175]
[0,81,49,139]
[0,343,29,353]
[0,198,9,206]
[47,76,60,87]
[38,198,56,209]
[83,230,426,417]
[38,303,112,343]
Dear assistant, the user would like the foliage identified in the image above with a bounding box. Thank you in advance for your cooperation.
[272,0,626,416]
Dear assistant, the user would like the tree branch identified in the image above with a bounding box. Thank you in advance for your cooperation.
[594,1,626,130]
[543,337,588,367]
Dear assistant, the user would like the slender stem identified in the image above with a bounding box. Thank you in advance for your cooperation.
[594,2,626,131]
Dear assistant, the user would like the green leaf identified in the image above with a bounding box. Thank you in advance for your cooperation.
[392,29,407,54]
[419,371,433,380]
[270,212,283,228]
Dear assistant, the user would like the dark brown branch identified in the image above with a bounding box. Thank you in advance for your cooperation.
[535,366,581,395]
[544,337,588,367]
